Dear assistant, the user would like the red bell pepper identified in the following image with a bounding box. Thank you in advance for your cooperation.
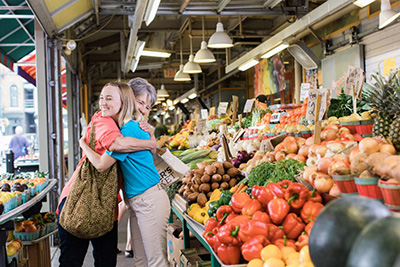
[309,188,322,203]
[300,201,324,224]
[226,214,249,226]
[252,211,271,224]
[274,235,297,250]
[216,223,241,246]
[203,229,218,248]
[267,183,285,198]
[230,192,251,213]
[216,244,241,265]
[216,205,234,224]
[252,185,274,207]
[305,221,314,235]
[241,235,270,261]
[238,220,269,243]
[285,183,309,209]
[266,224,285,243]
[281,213,305,239]
[242,199,263,218]
[277,180,293,190]
[204,217,219,234]
[267,197,290,225]
[295,232,309,251]
[225,213,239,224]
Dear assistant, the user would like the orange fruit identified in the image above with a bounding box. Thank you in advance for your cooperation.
[299,245,312,263]
[247,259,264,267]
[260,245,282,261]
[263,258,285,267]
[281,246,297,262]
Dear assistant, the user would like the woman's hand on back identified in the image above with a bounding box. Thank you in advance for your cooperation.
[79,136,87,149]
[139,121,154,134]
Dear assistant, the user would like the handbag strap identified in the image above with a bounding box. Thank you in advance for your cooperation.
[89,122,96,151]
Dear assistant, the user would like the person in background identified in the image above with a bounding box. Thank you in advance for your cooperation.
[149,118,169,139]
[9,126,29,160]
[255,94,268,110]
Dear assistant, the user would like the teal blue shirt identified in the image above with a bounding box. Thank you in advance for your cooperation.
[106,120,159,198]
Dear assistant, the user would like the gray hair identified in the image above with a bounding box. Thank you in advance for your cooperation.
[127,78,157,106]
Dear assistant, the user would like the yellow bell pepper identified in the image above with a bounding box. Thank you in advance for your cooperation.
[193,209,207,224]
[203,201,210,212]
[209,189,222,202]
[188,204,201,218]
[203,213,209,225]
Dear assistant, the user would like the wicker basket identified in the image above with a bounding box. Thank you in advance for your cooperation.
[332,174,358,194]
[355,177,384,202]
[378,179,400,206]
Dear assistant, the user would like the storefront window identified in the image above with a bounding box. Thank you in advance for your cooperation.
[10,85,18,107]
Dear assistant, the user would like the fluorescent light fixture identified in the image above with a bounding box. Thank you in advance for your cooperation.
[157,84,169,97]
[157,96,165,101]
[188,93,197,99]
[261,41,289,58]
[353,0,375,8]
[166,99,173,106]
[264,0,283,8]
[162,102,167,107]
[238,59,259,71]
[174,64,191,81]
[131,59,139,72]
[181,98,189,104]
[183,55,202,74]
[136,62,164,70]
[154,100,161,105]
[168,106,175,111]
[144,0,161,26]
[208,22,233,49]
[135,40,146,58]
[161,111,166,115]
[379,0,400,29]
[141,50,171,58]
[173,99,179,105]
[195,41,216,63]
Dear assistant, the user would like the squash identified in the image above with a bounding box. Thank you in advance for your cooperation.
[309,196,391,267]
[346,215,400,267]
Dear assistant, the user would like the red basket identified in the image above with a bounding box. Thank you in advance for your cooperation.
[355,177,384,202]
[340,121,357,134]
[378,179,400,206]
[355,124,373,135]
[333,174,358,194]
[385,204,400,213]
[301,131,312,139]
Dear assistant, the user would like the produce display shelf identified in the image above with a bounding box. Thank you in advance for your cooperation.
[0,179,57,225]
[14,162,39,167]
[21,229,58,246]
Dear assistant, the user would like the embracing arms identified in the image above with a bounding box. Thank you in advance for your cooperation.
[79,137,117,172]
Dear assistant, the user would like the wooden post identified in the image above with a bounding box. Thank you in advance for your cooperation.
[313,94,322,144]
[232,95,239,125]
[238,114,243,129]
[209,107,216,116]
[352,84,357,114]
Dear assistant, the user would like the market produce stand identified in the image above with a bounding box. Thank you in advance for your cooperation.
[171,199,222,267]
[0,179,57,267]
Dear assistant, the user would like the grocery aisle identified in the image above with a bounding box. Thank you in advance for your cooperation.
[51,211,134,266]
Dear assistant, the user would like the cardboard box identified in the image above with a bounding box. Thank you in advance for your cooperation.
[180,247,210,267]
[167,222,184,267]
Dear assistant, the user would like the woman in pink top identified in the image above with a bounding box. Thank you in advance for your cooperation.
[57,82,156,267]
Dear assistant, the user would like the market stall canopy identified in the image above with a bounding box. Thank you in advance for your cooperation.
[0,0,35,70]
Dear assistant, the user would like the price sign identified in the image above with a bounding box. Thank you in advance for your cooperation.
[306,89,330,121]
[344,66,365,98]
[197,119,206,134]
[243,99,255,113]
[201,109,208,119]
[218,102,228,115]
[163,68,176,78]
[300,83,310,102]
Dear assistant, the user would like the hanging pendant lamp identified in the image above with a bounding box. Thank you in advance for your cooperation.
[194,16,216,63]
[184,20,202,74]
[174,38,191,81]
[208,19,233,49]
[157,84,169,97]
[379,0,400,29]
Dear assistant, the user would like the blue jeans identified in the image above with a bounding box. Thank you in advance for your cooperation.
[57,198,118,267]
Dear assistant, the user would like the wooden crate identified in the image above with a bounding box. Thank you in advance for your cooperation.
[23,238,51,267]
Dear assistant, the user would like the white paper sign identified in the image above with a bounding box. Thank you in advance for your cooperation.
[218,102,228,115]
[306,89,330,121]
[197,119,206,133]
[201,109,208,119]
[300,83,310,102]
[243,99,255,113]
[344,66,365,98]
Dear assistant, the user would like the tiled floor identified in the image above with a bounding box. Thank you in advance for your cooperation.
[50,212,134,266]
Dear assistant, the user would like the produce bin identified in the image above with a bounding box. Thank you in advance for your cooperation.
[355,177,384,202]
[14,230,40,241]
[378,179,400,206]
[332,174,358,194]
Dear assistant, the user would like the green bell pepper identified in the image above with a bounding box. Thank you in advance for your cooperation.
[208,200,221,218]
[218,190,233,206]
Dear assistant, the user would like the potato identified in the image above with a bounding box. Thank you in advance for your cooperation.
[188,192,199,202]
[200,174,211,183]
[223,161,233,170]
[199,183,211,193]
[229,178,238,188]
[211,174,222,183]
[211,182,220,191]
[183,190,191,198]
[227,167,240,177]
[178,186,185,194]
[220,182,229,190]
[194,176,202,185]
[194,168,204,176]
[187,170,194,179]
[205,165,217,176]
[191,184,199,192]
[359,170,374,178]
[350,153,368,174]
[207,191,213,199]
[197,193,207,207]
[213,162,225,175]
[182,177,189,184]
[222,174,230,182]
[184,185,190,191]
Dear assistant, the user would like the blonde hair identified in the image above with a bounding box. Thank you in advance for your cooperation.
[102,82,140,127]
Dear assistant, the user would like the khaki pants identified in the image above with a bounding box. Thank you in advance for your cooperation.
[126,184,170,267]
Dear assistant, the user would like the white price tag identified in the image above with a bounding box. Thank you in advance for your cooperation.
[197,119,206,133]
[243,99,255,113]
[218,102,228,115]
[344,66,365,98]
[300,83,310,102]
[201,109,208,119]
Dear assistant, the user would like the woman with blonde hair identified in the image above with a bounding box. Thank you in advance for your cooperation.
[80,79,170,267]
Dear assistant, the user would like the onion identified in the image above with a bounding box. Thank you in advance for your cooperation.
[339,127,351,135]
[314,176,334,193]
[294,154,306,163]
[317,157,334,174]
[262,153,275,163]
[389,165,400,183]
[303,165,318,183]
[328,160,351,176]
[380,144,396,155]
[325,124,340,131]
[329,183,341,197]
[349,146,360,163]
[350,153,368,174]
[274,143,285,153]
[308,144,319,158]
[326,141,345,153]
[286,153,297,160]
[374,155,400,178]
[340,133,355,141]
[305,137,314,146]
[332,154,350,164]
[306,157,318,167]
[365,152,391,174]
[275,151,286,161]
[315,145,328,158]
[284,136,297,144]
[296,137,306,148]
[321,129,338,141]
[298,145,310,157]
[282,141,298,154]
[359,137,380,155]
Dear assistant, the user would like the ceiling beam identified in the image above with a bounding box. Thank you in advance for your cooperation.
[179,0,191,13]
[26,0,58,37]
[218,0,231,12]
[86,33,120,48]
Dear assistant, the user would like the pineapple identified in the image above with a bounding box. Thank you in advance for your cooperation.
[367,73,397,139]
[387,72,400,151]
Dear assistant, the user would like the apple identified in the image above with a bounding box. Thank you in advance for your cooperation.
[14,223,25,233]
[6,245,17,256]
[24,225,37,233]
